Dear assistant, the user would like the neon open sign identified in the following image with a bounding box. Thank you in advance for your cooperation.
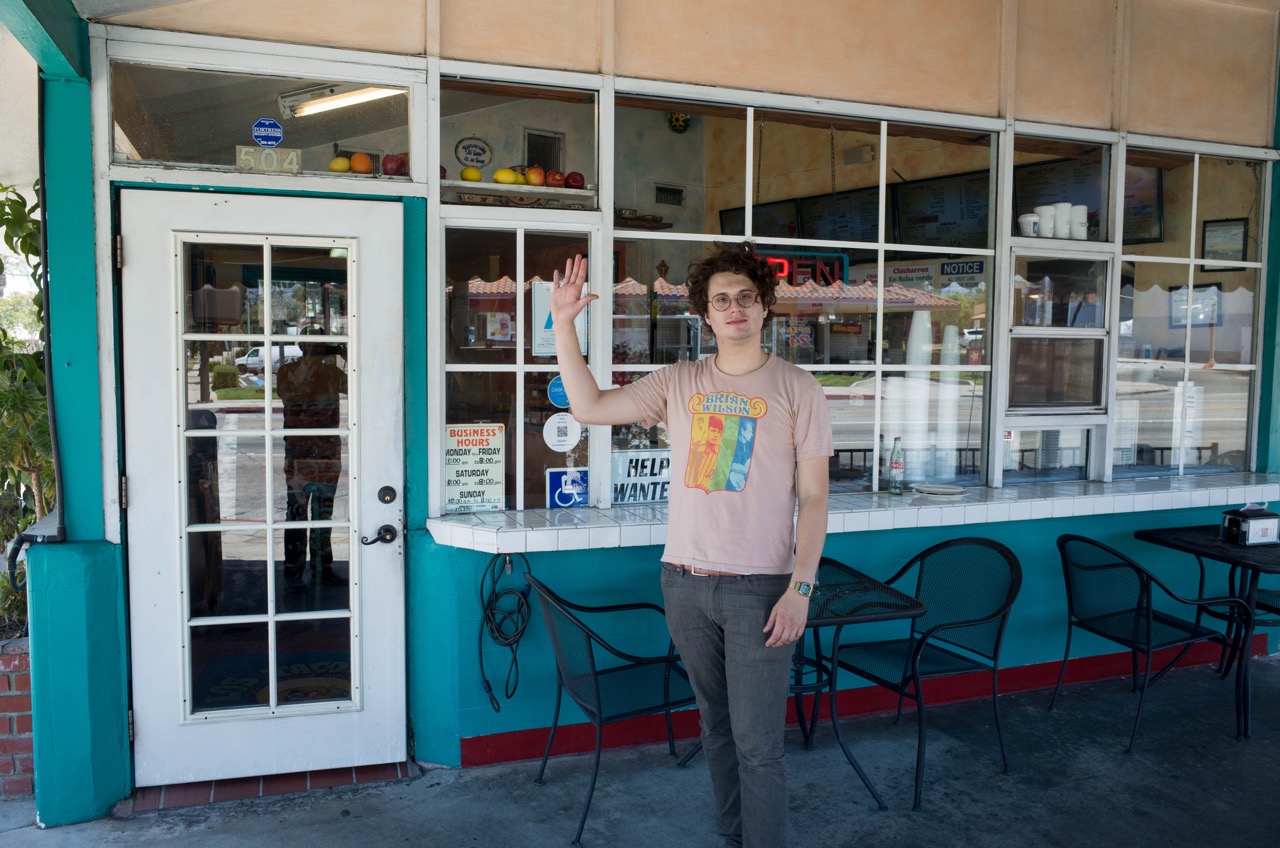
[763,251,849,287]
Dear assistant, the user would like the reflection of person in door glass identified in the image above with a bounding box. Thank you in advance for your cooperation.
[278,334,348,593]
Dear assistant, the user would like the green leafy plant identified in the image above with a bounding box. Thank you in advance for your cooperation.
[0,180,50,635]
[211,362,240,390]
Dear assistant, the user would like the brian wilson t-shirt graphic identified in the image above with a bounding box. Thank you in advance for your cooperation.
[684,390,767,493]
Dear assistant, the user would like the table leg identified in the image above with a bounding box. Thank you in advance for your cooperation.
[827,686,889,810]
[1239,571,1260,740]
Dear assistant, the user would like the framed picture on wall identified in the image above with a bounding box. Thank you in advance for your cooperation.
[1169,284,1222,329]
[1201,218,1248,271]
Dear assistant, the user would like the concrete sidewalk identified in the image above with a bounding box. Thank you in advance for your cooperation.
[3,656,1278,847]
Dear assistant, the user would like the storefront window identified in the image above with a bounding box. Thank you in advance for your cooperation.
[886,124,995,251]
[880,370,987,491]
[111,63,409,177]
[440,79,598,210]
[1003,428,1090,483]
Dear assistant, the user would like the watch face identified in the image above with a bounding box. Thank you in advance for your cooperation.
[792,581,813,597]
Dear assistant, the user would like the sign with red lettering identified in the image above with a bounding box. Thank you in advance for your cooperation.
[762,251,849,287]
[444,424,505,513]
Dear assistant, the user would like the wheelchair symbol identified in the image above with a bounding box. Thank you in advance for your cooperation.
[553,471,587,507]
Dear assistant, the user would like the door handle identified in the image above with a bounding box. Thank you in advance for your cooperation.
[360,524,398,545]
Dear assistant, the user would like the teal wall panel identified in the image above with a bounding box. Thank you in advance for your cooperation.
[26,542,130,826]
[0,0,86,79]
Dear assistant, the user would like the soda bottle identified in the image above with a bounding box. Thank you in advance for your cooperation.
[888,437,905,495]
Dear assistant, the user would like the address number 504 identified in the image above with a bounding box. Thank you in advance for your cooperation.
[237,145,301,174]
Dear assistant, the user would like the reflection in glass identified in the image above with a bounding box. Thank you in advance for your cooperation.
[276,619,352,705]
[186,434,266,524]
[887,124,994,250]
[184,243,262,335]
[189,622,269,713]
[1194,156,1264,265]
[874,253,988,367]
[445,372,516,512]
[1126,148,1192,257]
[1003,429,1088,483]
[615,97,746,237]
[525,231,591,366]
[273,529,350,613]
[186,341,273,431]
[879,371,986,490]
[1010,256,1108,329]
[1187,271,1256,366]
[525,372,588,509]
[445,229,519,365]
[188,529,268,618]
[1009,339,1103,406]
[112,64,408,173]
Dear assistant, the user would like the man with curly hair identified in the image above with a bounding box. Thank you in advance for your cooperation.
[551,241,831,848]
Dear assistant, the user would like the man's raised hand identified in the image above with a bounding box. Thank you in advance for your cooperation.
[551,254,596,328]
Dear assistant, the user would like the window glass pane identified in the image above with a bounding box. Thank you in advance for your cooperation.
[525,372,589,509]
[1195,156,1263,266]
[190,622,269,713]
[276,619,351,705]
[1121,262,1187,362]
[188,528,268,619]
[445,229,518,365]
[1126,148,1191,257]
[112,64,408,176]
[1186,271,1256,366]
[445,372,515,512]
[1187,369,1251,472]
[873,252,989,367]
[1009,339,1103,406]
[525,231,591,366]
[441,79,597,210]
[1003,429,1088,483]
[750,110,882,245]
[1012,137,1109,243]
[616,97,746,236]
[879,371,986,490]
[1010,256,1108,329]
[886,124,994,250]
[187,434,266,524]
[1111,362,1218,477]
[612,240,708,366]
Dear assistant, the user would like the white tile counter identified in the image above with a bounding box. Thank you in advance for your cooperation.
[425,473,1280,554]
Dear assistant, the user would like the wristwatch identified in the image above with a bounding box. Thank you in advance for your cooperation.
[789,580,814,598]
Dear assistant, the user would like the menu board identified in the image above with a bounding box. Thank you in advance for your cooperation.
[799,188,879,243]
[1014,159,1163,244]
[719,199,801,239]
[892,170,991,248]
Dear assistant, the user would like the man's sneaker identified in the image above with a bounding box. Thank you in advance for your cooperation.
[320,568,348,586]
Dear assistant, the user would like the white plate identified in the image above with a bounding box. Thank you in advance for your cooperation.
[913,484,966,496]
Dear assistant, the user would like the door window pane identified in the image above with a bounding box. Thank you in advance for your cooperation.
[276,619,352,706]
[188,529,269,619]
[1011,256,1108,329]
[190,622,269,713]
[186,434,267,524]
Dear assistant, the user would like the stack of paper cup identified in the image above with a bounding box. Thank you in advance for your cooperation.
[1018,213,1039,237]
[1034,205,1056,238]
[1070,205,1088,240]
[1054,203,1073,239]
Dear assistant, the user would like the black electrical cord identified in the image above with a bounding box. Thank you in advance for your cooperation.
[477,553,532,712]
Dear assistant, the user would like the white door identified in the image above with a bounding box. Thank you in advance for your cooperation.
[121,191,405,786]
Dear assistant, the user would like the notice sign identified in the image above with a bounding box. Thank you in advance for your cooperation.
[444,424,505,513]
[611,449,671,504]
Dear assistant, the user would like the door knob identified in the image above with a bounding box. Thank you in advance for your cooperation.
[378,486,397,504]
[360,524,398,545]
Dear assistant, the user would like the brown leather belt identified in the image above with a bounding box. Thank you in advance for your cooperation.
[665,563,740,578]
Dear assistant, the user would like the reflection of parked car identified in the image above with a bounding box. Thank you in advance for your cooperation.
[962,327,984,343]
[235,344,303,373]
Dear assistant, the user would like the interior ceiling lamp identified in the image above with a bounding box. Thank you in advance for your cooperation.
[278,83,403,118]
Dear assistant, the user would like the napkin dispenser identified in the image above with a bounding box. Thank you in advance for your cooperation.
[1220,504,1280,546]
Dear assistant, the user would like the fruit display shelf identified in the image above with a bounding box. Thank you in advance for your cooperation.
[441,180,596,209]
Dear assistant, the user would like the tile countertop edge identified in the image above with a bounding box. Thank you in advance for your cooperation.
[424,474,1280,553]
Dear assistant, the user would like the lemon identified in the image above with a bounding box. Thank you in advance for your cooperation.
[493,168,518,184]
[512,172,527,185]
[460,166,483,182]
[328,156,351,173]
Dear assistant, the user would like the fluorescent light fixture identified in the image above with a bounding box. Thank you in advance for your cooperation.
[278,83,403,119]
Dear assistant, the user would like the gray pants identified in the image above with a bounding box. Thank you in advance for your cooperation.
[660,563,794,848]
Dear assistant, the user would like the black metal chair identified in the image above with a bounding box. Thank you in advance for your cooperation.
[527,574,697,848]
[1049,534,1250,753]
[830,539,1022,811]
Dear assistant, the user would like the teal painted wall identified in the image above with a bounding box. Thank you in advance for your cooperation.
[0,0,85,79]
[1255,86,1280,472]
[26,542,130,826]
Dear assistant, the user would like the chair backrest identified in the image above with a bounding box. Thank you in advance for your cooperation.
[1056,534,1150,622]
[909,537,1022,660]
[526,574,604,724]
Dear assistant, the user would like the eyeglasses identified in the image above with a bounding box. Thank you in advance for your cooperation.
[709,291,760,311]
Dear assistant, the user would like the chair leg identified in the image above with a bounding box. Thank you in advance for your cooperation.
[1130,649,1140,693]
[664,708,677,758]
[1048,627,1074,711]
[894,690,906,725]
[536,686,564,785]
[1126,652,1153,754]
[911,672,928,812]
[570,725,604,848]
[676,740,703,768]
[991,667,1008,773]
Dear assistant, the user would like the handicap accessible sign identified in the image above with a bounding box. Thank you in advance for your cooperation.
[547,468,589,509]
[252,117,284,148]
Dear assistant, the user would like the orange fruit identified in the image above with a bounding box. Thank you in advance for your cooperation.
[350,152,374,174]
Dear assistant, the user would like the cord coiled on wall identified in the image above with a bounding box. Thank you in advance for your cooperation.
[478,553,532,712]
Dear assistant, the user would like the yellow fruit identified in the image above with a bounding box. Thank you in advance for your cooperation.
[350,152,374,174]
[493,168,518,184]
[460,166,483,182]
[328,156,351,173]
[512,172,527,185]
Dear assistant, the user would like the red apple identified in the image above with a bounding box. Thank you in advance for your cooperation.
[381,154,404,176]
[525,165,546,186]
[565,171,585,189]
[545,169,566,188]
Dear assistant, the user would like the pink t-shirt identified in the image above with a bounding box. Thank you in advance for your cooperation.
[618,355,832,574]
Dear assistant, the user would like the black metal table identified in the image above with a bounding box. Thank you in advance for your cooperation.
[1134,524,1280,738]
[802,558,926,809]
